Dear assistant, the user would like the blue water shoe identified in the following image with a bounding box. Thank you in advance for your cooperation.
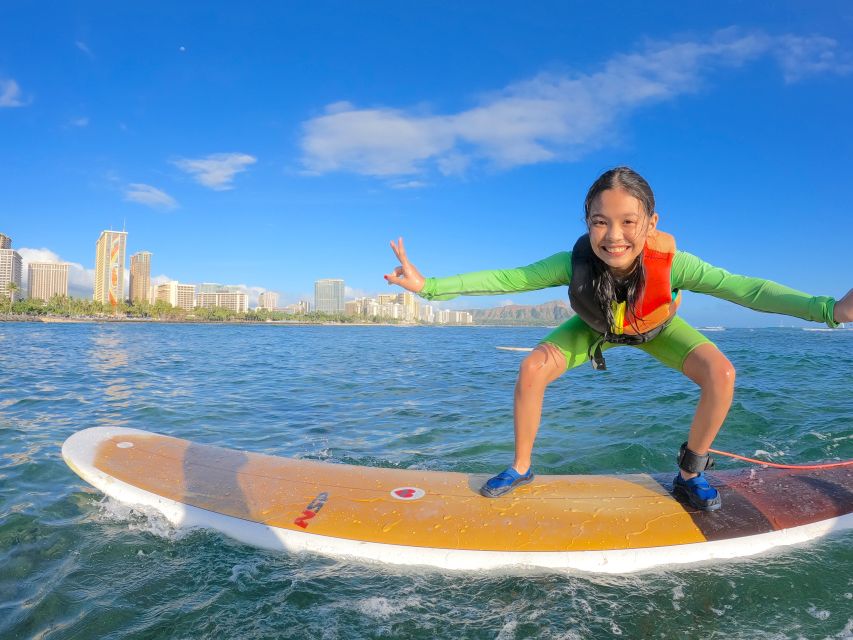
[672,472,722,511]
[480,467,534,498]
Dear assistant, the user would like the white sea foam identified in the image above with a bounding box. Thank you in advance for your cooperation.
[94,496,193,541]
[495,616,518,640]
[830,618,853,639]
[807,605,831,621]
[355,595,418,618]
[753,449,787,458]
[228,560,262,588]
[672,584,685,611]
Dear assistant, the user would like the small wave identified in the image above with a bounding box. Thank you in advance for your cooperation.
[94,496,193,542]
[807,605,831,621]
[355,595,419,619]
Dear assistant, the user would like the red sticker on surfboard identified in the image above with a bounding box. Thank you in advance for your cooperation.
[294,492,329,528]
[390,487,425,501]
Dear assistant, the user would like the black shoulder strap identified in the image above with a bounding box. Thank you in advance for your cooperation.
[569,234,607,335]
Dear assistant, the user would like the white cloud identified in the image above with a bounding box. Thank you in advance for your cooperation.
[18,248,94,298]
[299,29,850,179]
[124,183,178,210]
[0,78,28,108]
[75,40,94,57]
[70,116,89,127]
[773,35,853,83]
[345,286,372,299]
[390,180,428,189]
[301,107,454,176]
[172,152,257,190]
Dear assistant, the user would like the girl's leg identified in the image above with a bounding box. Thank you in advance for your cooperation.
[510,315,610,474]
[679,343,736,479]
[512,343,567,474]
[481,316,604,497]
[637,318,731,509]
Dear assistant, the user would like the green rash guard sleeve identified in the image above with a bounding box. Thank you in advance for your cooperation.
[418,252,573,301]
[671,251,839,328]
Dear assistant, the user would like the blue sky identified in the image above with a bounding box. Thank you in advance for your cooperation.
[1,1,851,325]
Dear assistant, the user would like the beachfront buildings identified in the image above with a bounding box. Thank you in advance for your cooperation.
[0,233,23,302]
[315,279,345,314]
[129,251,152,304]
[344,292,472,324]
[436,310,474,324]
[27,262,69,301]
[196,290,248,313]
[282,300,310,314]
[195,283,249,313]
[156,281,195,311]
[93,230,127,306]
[258,291,278,311]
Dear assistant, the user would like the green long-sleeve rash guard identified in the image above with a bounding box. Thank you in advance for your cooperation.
[417,250,839,328]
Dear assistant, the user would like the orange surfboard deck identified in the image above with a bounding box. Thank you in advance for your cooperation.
[62,427,853,572]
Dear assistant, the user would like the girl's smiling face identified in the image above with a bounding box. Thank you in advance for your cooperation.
[587,188,658,276]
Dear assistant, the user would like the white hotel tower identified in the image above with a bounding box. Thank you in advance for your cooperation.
[0,233,23,302]
[28,262,69,301]
[314,279,344,314]
[258,291,279,310]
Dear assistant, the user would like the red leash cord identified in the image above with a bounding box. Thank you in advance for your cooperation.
[709,449,853,470]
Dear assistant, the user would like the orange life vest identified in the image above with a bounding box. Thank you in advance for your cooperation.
[569,230,681,341]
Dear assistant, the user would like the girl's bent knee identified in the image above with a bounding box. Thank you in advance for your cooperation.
[704,357,736,391]
[715,359,736,388]
[518,346,565,386]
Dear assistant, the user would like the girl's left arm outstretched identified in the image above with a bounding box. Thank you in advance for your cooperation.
[671,251,852,326]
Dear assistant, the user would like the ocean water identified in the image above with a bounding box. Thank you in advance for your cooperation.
[1,322,851,639]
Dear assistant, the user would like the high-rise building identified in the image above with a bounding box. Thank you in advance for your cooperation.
[93,230,127,306]
[397,292,420,321]
[314,279,345,314]
[129,252,152,304]
[258,291,278,310]
[216,292,248,313]
[156,281,195,310]
[0,233,23,302]
[196,291,248,313]
[27,262,69,301]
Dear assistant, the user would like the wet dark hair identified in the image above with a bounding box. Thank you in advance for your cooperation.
[583,166,655,335]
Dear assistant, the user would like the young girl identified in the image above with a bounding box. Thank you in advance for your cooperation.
[384,167,852,511]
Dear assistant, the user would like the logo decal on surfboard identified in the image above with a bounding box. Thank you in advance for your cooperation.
[294,492,329,529]
[390,487,425,501]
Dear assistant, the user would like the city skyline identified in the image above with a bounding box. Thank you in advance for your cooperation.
[2,3,851,325]
[1,225,473,323]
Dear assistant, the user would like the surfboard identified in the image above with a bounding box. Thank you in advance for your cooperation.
[62,427,852,573]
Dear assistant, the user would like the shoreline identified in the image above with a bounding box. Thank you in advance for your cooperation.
[1,316,847,330]
[0,315,555,328]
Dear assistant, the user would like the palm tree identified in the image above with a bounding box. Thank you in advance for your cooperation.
[6,282,19,313]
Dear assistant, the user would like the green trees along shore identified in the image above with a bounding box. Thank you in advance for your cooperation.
[0,294,389,324]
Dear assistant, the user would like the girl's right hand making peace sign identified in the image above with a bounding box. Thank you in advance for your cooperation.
[384,237,426,293]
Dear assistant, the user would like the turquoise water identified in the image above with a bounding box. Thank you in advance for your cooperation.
[1,322,851,639]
